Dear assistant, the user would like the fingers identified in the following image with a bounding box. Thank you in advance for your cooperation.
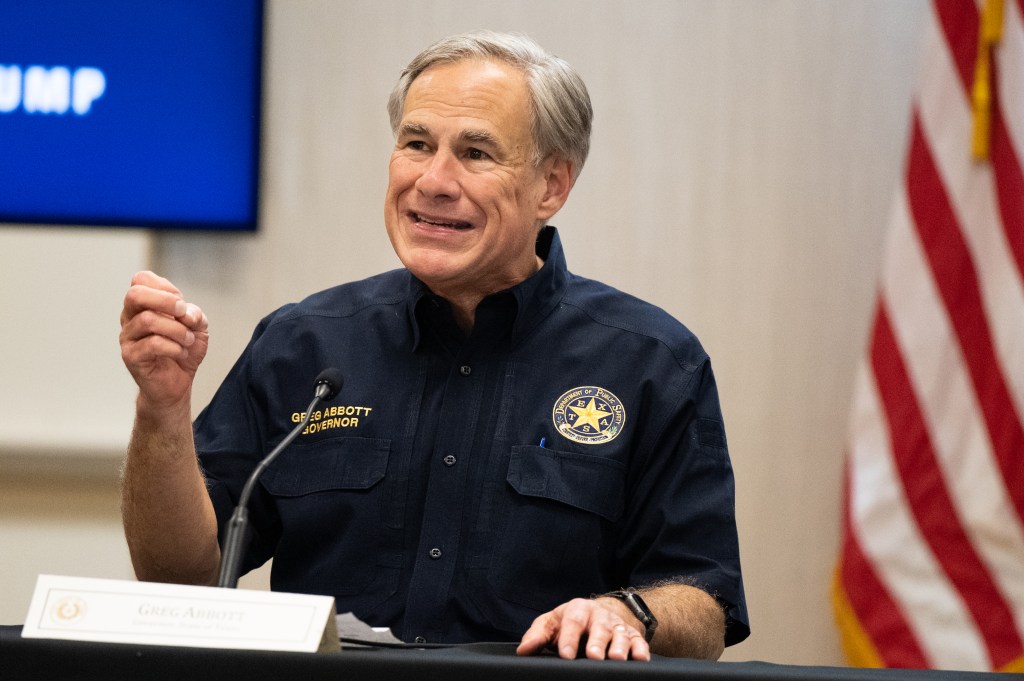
[516,598,651,662]
[122,272,177,320]
[120,271,209,382]
[575,602,650,661]
[122,274,204,326]
[123,270,206,328]
[516,613,559,656]
[132,270,182,297]
[585,621,650,661]
[122,271,206,333]
[553,601,592,658]
[121,309,197,358]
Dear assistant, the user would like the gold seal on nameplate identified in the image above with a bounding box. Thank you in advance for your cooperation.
[50,595,87,624]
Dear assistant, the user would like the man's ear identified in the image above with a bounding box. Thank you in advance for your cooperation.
[536,158,574,222]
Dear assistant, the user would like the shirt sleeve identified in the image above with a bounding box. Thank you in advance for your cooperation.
[192,319,284,577]
[617,358,750,646]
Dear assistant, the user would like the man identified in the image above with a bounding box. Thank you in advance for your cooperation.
[119,31,748,661]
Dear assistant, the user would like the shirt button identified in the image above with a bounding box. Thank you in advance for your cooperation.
[414,636,427,644]
[429,547,442,559]
[459,365,472,376]
[443,454,457,467]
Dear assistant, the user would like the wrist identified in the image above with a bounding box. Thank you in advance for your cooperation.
[594,595,637,623]
[135,390,192,422]
[595,589,659,643]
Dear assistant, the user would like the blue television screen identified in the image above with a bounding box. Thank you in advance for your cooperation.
[0,1,264,231]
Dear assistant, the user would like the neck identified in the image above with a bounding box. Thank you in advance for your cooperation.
[448,295,478,333]
[432,254,545,333]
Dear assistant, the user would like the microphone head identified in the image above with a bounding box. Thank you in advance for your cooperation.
[314,368,344,401]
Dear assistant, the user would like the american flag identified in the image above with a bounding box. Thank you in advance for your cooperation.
[832,0,1024,672]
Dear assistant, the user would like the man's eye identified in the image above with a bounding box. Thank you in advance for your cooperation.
[406,140,428,151]
[466,148,488,161]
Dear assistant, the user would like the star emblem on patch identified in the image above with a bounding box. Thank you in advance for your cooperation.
[552,386,626,445]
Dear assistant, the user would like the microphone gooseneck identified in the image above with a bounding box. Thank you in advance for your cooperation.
[217,368,343,588]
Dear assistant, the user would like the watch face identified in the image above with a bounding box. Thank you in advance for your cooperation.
[628,594,650,619]
[622,592,658,642]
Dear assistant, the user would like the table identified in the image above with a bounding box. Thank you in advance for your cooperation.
[2,626,1018,681]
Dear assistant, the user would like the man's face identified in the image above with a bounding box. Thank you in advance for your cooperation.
[384,58,568,303]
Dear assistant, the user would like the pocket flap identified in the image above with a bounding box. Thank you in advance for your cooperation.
[261,436,390,496]
[507,445,625,521]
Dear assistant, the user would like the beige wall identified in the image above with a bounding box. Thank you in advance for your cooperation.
[0,0,929,665]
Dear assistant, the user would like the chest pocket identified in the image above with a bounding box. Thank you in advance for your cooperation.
[259,436,399,601]
[479,445,627,618]
[506,445,626,521]
[261,436,389,495]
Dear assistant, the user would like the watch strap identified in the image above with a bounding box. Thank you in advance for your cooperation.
[600,589,658,643]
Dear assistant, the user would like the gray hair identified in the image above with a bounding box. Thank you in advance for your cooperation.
[387,31,593,180]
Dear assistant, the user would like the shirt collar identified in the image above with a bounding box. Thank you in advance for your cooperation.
[510,225,568,345]
[405,225,569,352]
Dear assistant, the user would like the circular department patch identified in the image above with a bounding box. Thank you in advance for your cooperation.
[552,386,626,445]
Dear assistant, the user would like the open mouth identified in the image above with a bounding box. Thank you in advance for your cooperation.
[411,212,473,230]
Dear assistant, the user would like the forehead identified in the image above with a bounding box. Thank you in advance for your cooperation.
[402,58,534,141]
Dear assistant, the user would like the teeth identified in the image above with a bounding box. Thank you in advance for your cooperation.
[413,213,470,229]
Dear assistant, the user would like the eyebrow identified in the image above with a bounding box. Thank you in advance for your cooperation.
[398,122,504,153]
[398,122,430,138]
[460,129,501,148]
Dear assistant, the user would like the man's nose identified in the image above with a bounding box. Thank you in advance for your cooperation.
[415,150,461,200]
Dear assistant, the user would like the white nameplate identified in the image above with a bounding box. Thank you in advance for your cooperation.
[22,574,339,653]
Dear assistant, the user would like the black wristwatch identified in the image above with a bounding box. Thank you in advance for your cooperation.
[602,589,658,643]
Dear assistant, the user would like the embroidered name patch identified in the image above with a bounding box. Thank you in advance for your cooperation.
[552,386,626,445]
[291,404,374,436]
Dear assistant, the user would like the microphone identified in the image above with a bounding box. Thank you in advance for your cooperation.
[313,367,343,401]
[217,368,344,588]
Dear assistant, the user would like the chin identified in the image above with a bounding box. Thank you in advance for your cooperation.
[400,249,466,285]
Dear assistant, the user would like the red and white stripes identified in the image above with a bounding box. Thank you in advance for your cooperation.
[834,0,1024,671]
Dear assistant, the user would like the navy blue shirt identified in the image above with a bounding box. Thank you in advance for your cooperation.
[194,227,749,646]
